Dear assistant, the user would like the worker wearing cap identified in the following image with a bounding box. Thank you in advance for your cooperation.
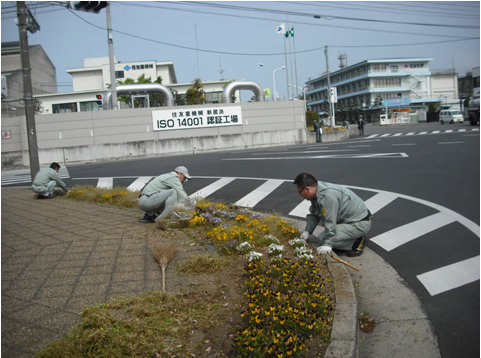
[138,166,194,226]
[294,172,372,257]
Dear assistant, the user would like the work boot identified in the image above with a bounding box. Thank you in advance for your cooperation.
[347,236,366,257]
[37,194,54,199]
[138,213,155,223]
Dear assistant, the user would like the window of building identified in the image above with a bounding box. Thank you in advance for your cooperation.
[52,102,77,114]
[374,78,401,88]
[391,65,398,72]
[205,91,222,103]
[80,101,103,112]
[372,64,387,72]
[115,71,124,79]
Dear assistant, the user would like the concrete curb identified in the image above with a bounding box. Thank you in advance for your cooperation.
[324,255,358,358]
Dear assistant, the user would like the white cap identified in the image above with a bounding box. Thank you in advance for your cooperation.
[175,166,192,179]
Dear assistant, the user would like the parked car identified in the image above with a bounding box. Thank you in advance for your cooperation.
[439,110,464,124]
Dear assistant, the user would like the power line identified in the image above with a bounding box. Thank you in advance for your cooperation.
[283,1,479,19]
[173,1,479,29]
[68,9,479,57]
[116,2,475,39]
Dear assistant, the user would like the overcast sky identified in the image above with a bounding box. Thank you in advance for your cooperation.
[2,1,479,101]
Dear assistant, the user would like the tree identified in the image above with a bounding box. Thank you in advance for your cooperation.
[306,111,320,128]
[185,78,206,105]
[34,98,43,114]
[171,89,185,106]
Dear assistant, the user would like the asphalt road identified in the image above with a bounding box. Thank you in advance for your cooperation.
[3,121,479,357]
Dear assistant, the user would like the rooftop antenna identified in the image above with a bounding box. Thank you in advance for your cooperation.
[217,57,226,81]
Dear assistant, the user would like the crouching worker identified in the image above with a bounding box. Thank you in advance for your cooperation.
[294,172,372,257]
[138,166,195,229]
[31,162,69,199]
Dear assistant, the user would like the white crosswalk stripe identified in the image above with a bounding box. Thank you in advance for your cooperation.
[1,167,70,185]
[364,128,477,139]
[235,179,284,207]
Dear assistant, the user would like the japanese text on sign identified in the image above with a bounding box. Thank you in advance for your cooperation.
[152,106,243,131]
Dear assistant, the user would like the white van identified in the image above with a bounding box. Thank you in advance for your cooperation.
[439,110,464,124]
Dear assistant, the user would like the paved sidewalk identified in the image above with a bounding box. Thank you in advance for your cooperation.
[1,188,165,357]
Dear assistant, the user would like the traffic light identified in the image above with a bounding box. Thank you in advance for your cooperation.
[96,94,103,106]
[68,1,108,13]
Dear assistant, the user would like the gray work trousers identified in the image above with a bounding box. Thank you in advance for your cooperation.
[138,189,176,217]
[307,220,371,251]
[32,181,57,195]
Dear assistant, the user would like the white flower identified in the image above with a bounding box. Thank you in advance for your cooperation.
[267,244,284,255]
[263,234,280,243]
[297,253,314,261]
[245,251,263,262]
[289,238,307,248]
[294,246,312,255]
[237,242,252,254]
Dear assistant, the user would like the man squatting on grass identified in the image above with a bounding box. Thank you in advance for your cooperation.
[31,162,69,199]
[294,172,372,257]
[138,166,196,227]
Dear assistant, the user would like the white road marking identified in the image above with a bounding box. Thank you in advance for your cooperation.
[1,167,70,185]
[289,200,311,218]
[223,153,408,160]
[235,179,284,207]
[190,177,236,199]
[127,176,153,192]
[365,134,380,138]
[392,143,416,146]
[459,129,466,132]
[348,145,371,148]
[380,133,391,137]
[97,177,113,189]
[364,192,398,215]
[417,256,480,296]
[472,128,479,131]
[445,130,453,133]
[419,131,428,135]
[370,212,456,251]
[432,131,440,134]
[392,133,403,136]
[439,142,464,144]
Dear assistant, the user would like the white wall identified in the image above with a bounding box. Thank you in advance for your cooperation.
[2,100,308,168]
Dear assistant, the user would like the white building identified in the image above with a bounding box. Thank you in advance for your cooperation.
[34,56,239,114]
[306,57,460,122]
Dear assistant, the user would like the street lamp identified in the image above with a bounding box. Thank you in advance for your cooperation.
[260,63,285,101]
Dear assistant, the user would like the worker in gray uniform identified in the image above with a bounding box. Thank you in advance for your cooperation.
[31,162,69,199]
[138,166,194,228]
[294,172,372,257]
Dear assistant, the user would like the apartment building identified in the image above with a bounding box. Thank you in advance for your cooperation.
[306,57,459,122]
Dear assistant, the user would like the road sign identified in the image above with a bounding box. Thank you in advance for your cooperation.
[383,98,411,106]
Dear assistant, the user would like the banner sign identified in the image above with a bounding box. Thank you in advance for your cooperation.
[382,98,411,106]
[152,106,243,131]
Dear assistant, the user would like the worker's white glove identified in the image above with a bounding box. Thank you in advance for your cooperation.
[300,231,309,241]
[317,245,332,255]
[189,199,197,210]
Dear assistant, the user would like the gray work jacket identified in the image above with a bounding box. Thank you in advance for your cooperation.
[32,168,68,192]
[305,181,368,246]
[141,171,189,202]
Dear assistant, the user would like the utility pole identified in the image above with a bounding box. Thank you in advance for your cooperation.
[106,2,117,109]
[17,1,40,179]
[325,46,335,127]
